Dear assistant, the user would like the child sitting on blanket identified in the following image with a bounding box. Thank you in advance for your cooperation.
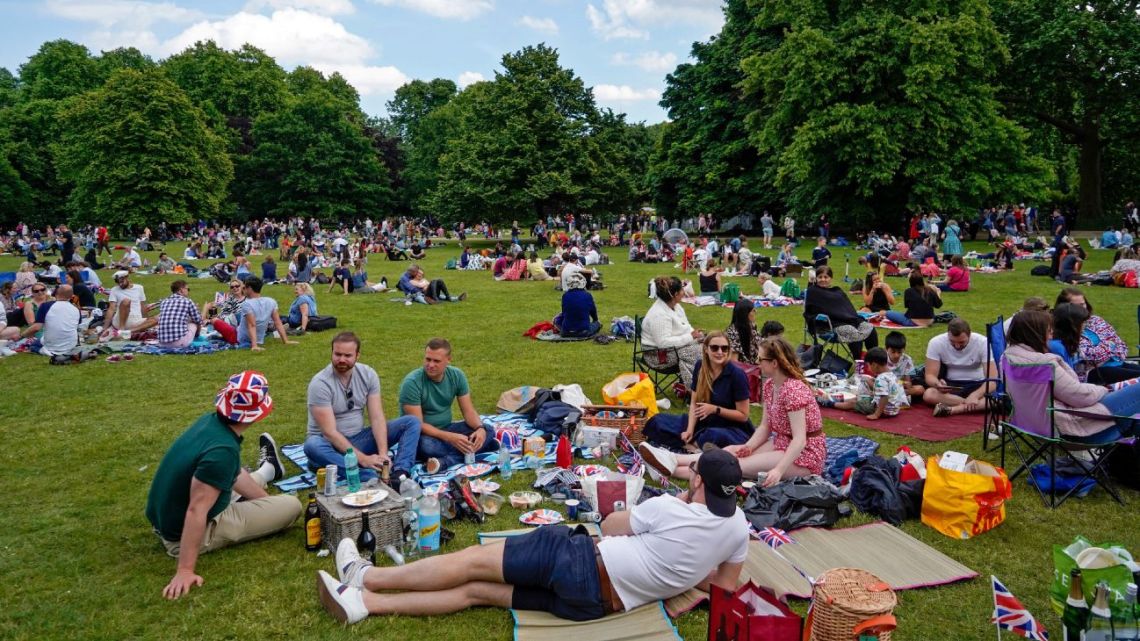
[818,348,909,420]
[885,331,925,398]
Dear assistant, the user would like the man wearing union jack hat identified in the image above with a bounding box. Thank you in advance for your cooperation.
[146,371,302,600]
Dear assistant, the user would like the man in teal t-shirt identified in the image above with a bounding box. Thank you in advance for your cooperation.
[145,371,301,600]
[399,337,500,471]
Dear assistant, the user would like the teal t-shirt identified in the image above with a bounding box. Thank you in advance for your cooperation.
[145,412,242,541]
[398,366,470,428]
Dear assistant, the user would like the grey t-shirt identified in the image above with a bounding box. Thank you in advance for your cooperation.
[306,363,382,439]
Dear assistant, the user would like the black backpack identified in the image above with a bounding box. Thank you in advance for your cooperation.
[533,401,581,437]
[1030,265,1052,277]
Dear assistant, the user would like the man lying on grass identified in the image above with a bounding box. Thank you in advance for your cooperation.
[316,448,748,623]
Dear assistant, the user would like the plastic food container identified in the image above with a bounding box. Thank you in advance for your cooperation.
[480,492,505,516]
[509,491,541,509]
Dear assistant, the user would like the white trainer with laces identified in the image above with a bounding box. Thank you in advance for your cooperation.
[316,570,368,624]
[257,433,286,482]
[336,538,373,589]
[637,442,679,478]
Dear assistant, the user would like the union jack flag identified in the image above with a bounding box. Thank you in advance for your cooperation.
[757,527,795,549]
[991,575,1049,641]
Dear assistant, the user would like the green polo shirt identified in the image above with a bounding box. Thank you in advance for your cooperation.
[145,412,242,541]
[398,366,470,428]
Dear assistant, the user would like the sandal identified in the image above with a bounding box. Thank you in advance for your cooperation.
[933,403,952,417]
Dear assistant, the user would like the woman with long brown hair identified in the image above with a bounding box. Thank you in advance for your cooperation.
[640,337,826,486]
[641,331,753,450]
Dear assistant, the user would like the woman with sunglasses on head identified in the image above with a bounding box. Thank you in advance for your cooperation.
[642,332,754,451]
[640,337,825,488]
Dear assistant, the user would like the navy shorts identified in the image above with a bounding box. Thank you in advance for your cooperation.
[944,378,984,397]
[502,525,605,621]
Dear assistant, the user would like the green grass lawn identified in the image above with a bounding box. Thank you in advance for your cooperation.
[2,236,1137,641]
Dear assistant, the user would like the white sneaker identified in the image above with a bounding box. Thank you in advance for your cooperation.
[638,442,678,478]
[316,570,368,624]
[336,538,372,588]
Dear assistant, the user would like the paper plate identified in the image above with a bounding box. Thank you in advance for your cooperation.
[804,368,821,378]
[470,479,501,494]
[457,463,494,478]
[573,464,608,477]
[519,508,564,526]
[341,488,389,507]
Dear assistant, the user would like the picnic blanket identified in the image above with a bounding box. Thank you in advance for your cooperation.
[721,295,803,309]
[121,340,237,355]
[822,435,880,484]
[479,526,681,641]
[820,403,983,441]
[863,315,924,329]
[680,295,720,306]
[665,521,977,615]
[535,330,594,342]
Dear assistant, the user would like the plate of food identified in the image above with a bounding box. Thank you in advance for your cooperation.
[519,508,564,526]
[457,463,494,478]
[341,488,389,507]
[470,479,500,494]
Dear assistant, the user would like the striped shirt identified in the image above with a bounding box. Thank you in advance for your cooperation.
[157,294,204,344]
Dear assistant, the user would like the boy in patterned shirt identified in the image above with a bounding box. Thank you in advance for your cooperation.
[885,331,924,397]
[820,348,909,419]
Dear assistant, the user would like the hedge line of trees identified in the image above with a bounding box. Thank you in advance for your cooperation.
[1,0,1137,232]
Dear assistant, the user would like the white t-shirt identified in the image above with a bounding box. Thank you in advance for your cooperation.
[926,332,989,380]
[123,249,141,267]
[109,284,146,322]
[560,262,585,291]
[38,300,80,355]
[598,496,749,611]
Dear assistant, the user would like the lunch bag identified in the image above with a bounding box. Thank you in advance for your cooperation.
[306,315,338,332]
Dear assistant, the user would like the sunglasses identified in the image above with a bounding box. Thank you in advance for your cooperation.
[32,288,47,293]
[688,461,699,476]
[707,344,730,353]
[344,387,354,411]
[230,284,242,289]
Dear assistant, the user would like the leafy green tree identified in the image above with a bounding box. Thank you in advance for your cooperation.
[743,0,1045,230]
[56,69,232,229]
[651,0,781,220]
[3,99,71,225]
[991,0,1140,223]
[364,116,407,214]
[0,130,35,225]
[577,110,648,216]
[162,42,288,124]
[386,78,459,215]
[242,88,392,221]
[0,68,18,109]
[387,78,458,140]
[428,45,602,224]
[18,40,102,101]
[97,47,156,77]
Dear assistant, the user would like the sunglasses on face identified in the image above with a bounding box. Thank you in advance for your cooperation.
[32,288,46,293]
[708,344,731,353]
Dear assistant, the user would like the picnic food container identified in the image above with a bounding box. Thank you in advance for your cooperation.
[316,482,403,554]
[509,491,541,509]
[803,568,897,641]
[580,404,648,445]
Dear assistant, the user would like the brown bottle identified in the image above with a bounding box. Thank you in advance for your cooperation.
[304,494,321,551]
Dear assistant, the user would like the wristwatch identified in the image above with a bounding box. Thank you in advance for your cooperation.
[716,406,721,416]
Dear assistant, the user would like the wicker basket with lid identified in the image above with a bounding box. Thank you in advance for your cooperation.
[804,567,897,641]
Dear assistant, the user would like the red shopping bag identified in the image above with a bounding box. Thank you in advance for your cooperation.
[708,581,802,641]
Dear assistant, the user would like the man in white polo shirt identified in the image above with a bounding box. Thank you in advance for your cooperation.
[923,317,996,417]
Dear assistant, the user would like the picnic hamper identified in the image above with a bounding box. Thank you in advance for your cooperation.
[803,568,897,641]
[316,484,404,554]
[580,403,648,445]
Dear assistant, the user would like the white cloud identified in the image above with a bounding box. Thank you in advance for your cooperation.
[160,9,374,67]
[312,63,408,95]
[243,0,356,16]
[611,50,677,73]
[367,0,492,20]
[586,0,722,39]
[517,15,558,35]
[45,0,202,29]
[592,84,661,102]
[457,71,484,88]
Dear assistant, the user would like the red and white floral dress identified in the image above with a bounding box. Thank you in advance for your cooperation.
[761,377,827,474]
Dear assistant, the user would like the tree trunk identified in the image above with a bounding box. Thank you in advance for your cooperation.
[1077,123,1102,225]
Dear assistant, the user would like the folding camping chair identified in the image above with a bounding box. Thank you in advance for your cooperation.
[632,314,682,398]
[981,316,1009,451]
[999,358,1133,508]
[802,313,858,375]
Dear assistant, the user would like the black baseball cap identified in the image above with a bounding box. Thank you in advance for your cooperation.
[697,448,742,517]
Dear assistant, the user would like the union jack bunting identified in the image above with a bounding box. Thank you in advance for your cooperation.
[757,527,795,549]
[991,575,1049,641]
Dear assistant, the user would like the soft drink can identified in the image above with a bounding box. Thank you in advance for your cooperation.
[324,465,338,496]
[756,472,768,485]
[579,511,601,523]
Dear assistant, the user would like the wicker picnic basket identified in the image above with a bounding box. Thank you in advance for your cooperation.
[804,568,897,641]
[316,484,404,554]
[580,403,648,445]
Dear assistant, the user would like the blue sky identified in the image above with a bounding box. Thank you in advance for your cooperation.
[0,0,727,123]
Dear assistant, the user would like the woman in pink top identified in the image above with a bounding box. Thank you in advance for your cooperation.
[937,255,970,292]
[638,337,827,487]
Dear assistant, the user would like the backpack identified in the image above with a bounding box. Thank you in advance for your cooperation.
[445,258,457,270]
[306,315,337,332]
[1030,265,1052,277]
[209,263,231,283]
[533,400,582,437]
[720,282,740,303]
[779,278,801,298]
[314,272,331,284]
[611,316,635,340]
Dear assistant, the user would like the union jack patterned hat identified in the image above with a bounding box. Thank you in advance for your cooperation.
[215,370,274,424]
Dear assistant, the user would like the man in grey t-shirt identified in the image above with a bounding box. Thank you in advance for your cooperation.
[303,332,421,482]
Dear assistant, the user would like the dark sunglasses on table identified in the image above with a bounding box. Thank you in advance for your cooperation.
[707,344,731,353]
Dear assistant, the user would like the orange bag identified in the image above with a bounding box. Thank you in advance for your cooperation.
[920,455,1011,540]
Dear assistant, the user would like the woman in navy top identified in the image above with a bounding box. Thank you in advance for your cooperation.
[554,273,599,337]
[643,330,753,450]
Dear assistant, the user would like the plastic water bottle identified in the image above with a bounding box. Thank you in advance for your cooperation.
[418,493,441,554]
[401,496,420,559]
[498,445,513,480]
[344,447,361,493]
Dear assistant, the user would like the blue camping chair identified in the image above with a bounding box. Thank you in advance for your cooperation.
[981,316,1008,451]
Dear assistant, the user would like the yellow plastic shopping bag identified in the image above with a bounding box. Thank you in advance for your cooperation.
[920,456,1011,540]
[601,372,658,417]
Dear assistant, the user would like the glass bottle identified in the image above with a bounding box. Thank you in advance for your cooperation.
[1063,568,1090,641]
[357,509,376,565]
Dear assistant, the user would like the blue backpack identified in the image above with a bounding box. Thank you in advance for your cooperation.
[533,401,581,436]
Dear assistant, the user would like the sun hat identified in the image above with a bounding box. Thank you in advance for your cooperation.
[214,370,274,424]
[113,270,130,282]
[696,448,743,518]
